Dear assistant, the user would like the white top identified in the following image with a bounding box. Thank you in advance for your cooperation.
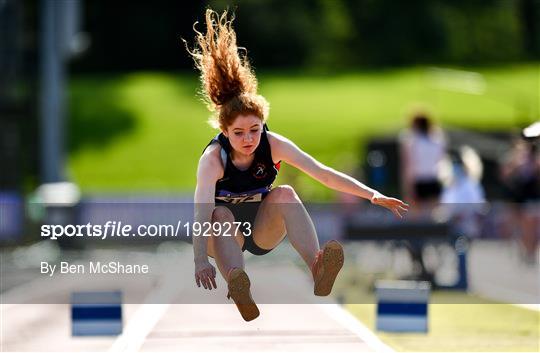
[403,131,446,181]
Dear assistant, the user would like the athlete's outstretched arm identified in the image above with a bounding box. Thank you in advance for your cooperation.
[268,132,408,218]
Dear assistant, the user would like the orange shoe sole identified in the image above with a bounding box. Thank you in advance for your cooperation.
[228,268,260,322]
[314,240,344,296]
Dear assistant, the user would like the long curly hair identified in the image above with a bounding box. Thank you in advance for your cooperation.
[185,9,269,130]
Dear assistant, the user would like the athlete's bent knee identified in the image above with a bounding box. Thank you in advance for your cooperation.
[272,185,300,203]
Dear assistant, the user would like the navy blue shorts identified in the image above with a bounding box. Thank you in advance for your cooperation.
[215,202,273,256]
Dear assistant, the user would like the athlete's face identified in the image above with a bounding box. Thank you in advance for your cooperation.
[223,114,263,156]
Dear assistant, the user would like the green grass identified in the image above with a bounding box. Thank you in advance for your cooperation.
[347,301,539,352]
[334,263,539,352]
[67,64,539,197]
[347,299,539,352]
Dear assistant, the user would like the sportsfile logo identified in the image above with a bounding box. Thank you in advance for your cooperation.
[40,221,252,240]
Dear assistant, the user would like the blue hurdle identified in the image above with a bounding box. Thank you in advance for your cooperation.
[71,291,123,336]
[375,280,430,333]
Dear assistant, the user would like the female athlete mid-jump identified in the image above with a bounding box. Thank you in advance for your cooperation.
[188,9,409,321]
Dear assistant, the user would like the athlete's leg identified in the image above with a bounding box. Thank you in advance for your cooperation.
[251,185,320,268]
[251,185,343,297]
[206,206,245,280]
[207,206,259,321]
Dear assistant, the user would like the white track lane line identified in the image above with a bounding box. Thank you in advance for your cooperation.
[108,303,170,352]
[108,250,192,353]
[318,303,394,353]
[512,303,540,311]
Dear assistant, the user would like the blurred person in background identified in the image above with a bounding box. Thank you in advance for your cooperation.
[500,137,540,263]
[440,146,486,239]
[399,111,447,212]
[398,110,446,283]
[187,10,408,321]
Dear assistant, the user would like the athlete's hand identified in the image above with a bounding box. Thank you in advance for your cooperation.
[195,259,217,290]
[371,192,409,218]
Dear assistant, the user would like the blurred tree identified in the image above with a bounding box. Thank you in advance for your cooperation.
[435,0,523,64]
[518,0,540,59]
[343,0,447,66]
[71,0,206,72]
[210,0,320,68]
[307,0,355,70]
[69,0,536,72]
